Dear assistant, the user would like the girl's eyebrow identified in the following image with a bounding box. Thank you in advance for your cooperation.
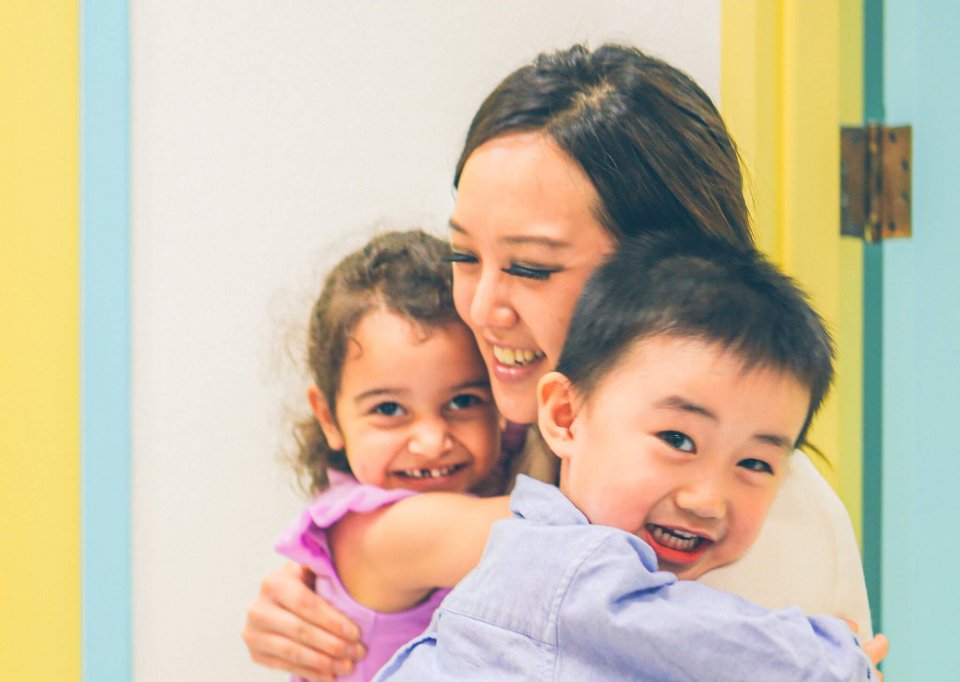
[448,219,571,249]
[353,387,407,404]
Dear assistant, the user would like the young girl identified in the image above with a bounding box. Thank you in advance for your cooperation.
[274,230,510,681]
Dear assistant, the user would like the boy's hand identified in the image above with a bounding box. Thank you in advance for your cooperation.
[242,562,366,681]
[862,633,889,681]
[842,618,888,681]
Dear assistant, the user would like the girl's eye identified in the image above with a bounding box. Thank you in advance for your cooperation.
[657,430,696,453]
[448,393,485,410]
[502,263,559,281]
[372,402,405,417]
[443,251,478,265]
[739,458,774,475]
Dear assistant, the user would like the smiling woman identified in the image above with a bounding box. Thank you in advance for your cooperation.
[245,42,874,680]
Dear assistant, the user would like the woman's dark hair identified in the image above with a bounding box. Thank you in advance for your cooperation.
[557,234,835,446]
[455,43,753,248]
[294,230,461,493]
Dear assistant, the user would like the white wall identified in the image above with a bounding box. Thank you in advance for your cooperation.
[131,2,720,679]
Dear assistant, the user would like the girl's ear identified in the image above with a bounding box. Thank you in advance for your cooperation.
[537,371,579,460]
[307,385,344,451]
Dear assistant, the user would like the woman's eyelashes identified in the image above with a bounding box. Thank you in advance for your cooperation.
[501,263,560,281]
[657,430,696,453]
[444,250,477,265]
[445,248,560,281]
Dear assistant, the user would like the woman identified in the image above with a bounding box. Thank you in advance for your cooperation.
[244,44,871,681]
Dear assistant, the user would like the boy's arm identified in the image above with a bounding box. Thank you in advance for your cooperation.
[328,493,511,612]
[557,534,875,682]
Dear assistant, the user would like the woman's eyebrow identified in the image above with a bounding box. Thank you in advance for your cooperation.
[448,219,570,249]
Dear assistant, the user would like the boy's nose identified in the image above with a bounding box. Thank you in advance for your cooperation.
[675,478,728,520]
[407,417,453,460]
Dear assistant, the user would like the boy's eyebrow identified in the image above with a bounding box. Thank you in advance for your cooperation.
[655,396,717,420]
[656,396,794,450]
[448,219,571,249]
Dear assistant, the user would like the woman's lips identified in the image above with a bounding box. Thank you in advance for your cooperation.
[489,344,546,383]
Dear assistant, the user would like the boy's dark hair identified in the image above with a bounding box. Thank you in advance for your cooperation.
[294,230,460,493]
[556,236,835,446]
[456,43,753,249]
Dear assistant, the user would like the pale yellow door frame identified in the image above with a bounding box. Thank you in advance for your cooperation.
[721,0,865,540]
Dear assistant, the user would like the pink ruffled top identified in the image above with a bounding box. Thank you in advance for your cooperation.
[275,470,450,681]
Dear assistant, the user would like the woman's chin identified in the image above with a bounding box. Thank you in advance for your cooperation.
[491,384,538,426]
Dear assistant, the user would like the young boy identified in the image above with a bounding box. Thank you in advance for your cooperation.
[375,236,881,681]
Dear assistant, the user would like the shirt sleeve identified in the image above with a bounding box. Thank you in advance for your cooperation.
[554,533,874,682]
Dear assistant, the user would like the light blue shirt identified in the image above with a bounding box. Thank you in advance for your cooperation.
[376,476,872,681]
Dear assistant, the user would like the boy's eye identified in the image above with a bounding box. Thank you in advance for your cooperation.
[739,458,774,474]
[448,393,485,410]
[502,263,559,281]
[657,430,696,453]
[371,401,405,417]
[443,251,478,265]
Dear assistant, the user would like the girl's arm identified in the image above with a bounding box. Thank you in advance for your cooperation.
[329,493,511,613]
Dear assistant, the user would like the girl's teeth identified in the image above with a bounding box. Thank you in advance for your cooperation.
[493,346,543,367]
[399,465,460,479]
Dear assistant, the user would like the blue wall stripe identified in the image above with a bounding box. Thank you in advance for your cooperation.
[860,0,884,634]
[80,1,131,680]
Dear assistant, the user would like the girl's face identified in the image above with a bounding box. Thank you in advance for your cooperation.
[449,132,615,424]
[311,308,501,493]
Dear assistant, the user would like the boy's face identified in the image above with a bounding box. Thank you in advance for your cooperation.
[539,336,810,580]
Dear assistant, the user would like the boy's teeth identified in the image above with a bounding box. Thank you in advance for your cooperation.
[493,346,543,367]
[649,525,704,552]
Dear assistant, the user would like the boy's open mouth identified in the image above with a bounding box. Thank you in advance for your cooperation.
[393,462,469,480]
[644,524,713,567]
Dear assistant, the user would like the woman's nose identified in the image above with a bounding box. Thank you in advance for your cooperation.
[407,417,453,460]
[469,268,517,329]
[674,476,728,520]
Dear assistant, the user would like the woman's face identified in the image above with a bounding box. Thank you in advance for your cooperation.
[449,132,615,424]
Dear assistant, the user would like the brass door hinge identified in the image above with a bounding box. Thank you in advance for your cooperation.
[840,123,912,241]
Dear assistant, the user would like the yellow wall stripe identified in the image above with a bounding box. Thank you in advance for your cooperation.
[0,2,81,680]
[722,0,864,539]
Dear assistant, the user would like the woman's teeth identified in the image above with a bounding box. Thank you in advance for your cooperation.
[395,464,464,480]
[648,525,705,552]
[493,346,544,367]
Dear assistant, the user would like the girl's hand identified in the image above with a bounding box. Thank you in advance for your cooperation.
[243,562,366,681]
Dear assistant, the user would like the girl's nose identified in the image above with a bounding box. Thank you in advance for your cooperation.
[469,268,517,329]
[674,476,728,520]
[407,417,453,460]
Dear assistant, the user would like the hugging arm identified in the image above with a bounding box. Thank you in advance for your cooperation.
[557,536,878,682]
[242,561,364,681]
[244,494,510,678]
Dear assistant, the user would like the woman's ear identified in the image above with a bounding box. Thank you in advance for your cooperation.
[307,385,344,451]
[537,371,579,460]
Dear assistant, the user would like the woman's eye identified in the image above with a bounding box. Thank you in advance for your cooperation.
[443,251,478,265]
[502,263,558,281]
[657,430,696,453]
[448,393,484,410]
[739,458,774,474]
[372,402,404,417]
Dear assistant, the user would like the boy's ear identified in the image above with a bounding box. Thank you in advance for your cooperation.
[307,385,344,451]
[537,371,579,460]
